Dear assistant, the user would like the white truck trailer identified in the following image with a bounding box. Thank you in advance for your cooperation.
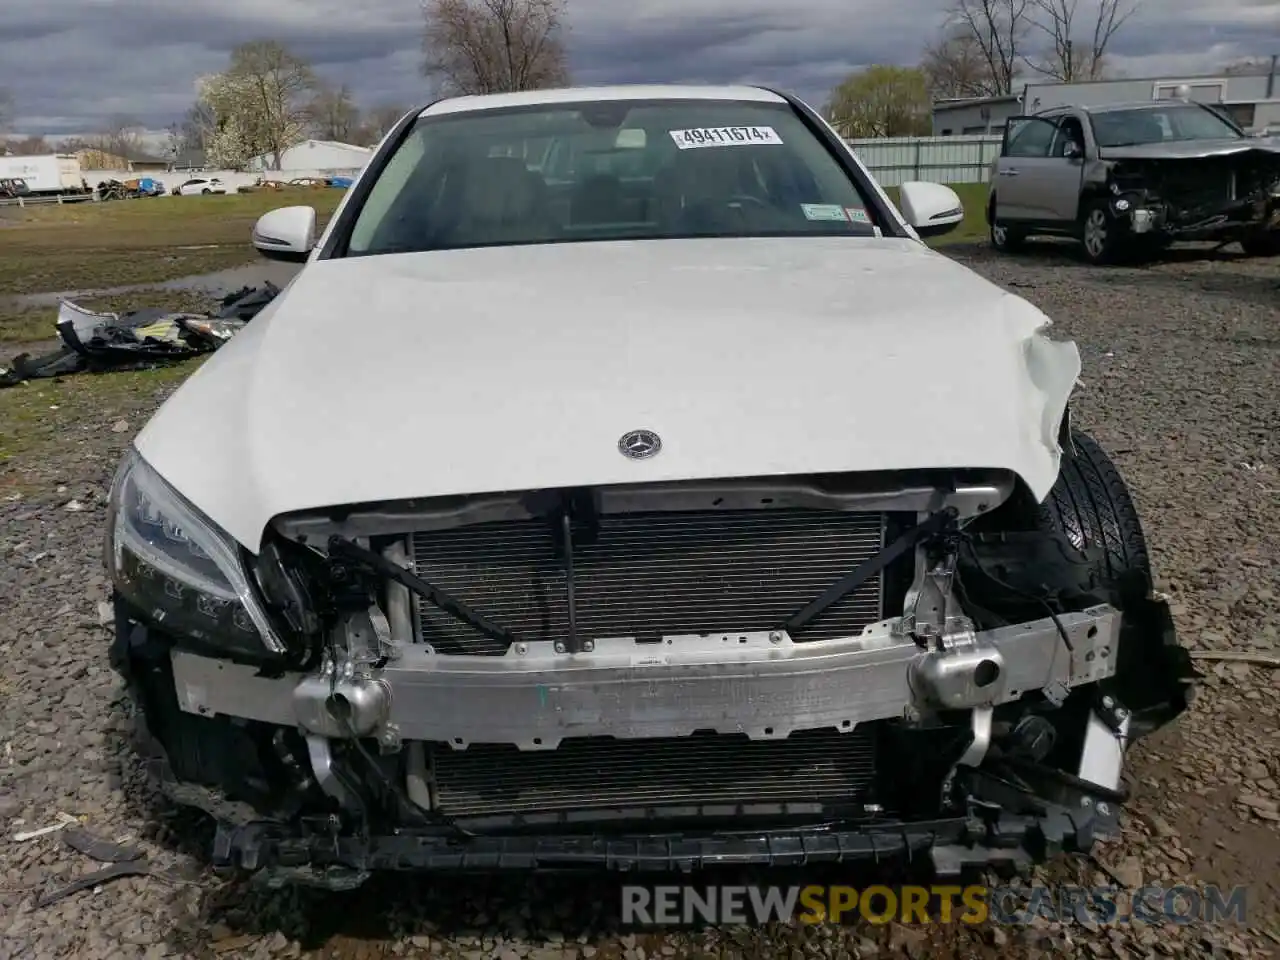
[0,154,85,193]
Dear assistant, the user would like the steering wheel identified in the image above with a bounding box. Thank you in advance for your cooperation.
[726,193,769,210]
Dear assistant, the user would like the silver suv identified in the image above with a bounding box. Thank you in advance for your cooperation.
[987,100,1280,264]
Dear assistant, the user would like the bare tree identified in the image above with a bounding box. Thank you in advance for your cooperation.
[5,135,51,155]
[1224,56,1276,76]
[922,29,1001,98]
[177,101,216,152]
[0,88,12,131]
[359,103,412,145]
[1025,0,1140,81]
[102,114,147,157]
[421,0,570,96]
[946,0,1032,96]
[227,40,317,169]
[308,83,362,141]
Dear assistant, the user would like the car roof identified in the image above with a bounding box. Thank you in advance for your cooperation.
[1081,100,1208,114]
[418,84,786,118]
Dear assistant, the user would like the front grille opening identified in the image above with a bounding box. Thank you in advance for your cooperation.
[428,726,880,820]
[411,509,887,655]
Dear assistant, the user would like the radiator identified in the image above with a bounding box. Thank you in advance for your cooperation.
[428,727,878,818]
[410,508,886,655]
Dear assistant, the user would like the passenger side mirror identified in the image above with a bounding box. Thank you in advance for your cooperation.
[1063,140,1083,160]
[252,206,317,263]
[897,182,965,239]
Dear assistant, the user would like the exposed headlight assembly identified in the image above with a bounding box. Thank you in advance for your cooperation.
[106,447,285,655]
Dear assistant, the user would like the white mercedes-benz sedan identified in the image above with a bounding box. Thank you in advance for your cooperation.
[106,84,1195,888]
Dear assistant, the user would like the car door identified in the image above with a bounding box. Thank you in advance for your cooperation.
[1042,115,1088,222]
[993,115,1085,225]
[994,116,1067,221]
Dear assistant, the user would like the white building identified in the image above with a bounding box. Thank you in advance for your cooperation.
[246,139,373,173]
[933,59,1280,136]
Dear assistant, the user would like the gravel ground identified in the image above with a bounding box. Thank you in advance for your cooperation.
[1,242,1278,959]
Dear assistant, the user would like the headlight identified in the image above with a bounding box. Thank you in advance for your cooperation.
[106,447,285,655]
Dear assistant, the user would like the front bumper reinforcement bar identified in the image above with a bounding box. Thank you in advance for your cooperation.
[169,606,1122,748]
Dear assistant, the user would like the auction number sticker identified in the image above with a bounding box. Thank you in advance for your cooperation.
[669,126,783,150]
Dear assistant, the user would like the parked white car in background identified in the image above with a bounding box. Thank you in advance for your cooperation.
[107,83,1194,890]
[174,177,228,196]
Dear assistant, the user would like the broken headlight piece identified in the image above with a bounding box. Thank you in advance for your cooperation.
[105,447,286,656]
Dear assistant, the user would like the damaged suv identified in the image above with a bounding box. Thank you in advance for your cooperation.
[107,85,1196,889]
[988,99,1280,264]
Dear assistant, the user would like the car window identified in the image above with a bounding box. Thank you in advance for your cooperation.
[1005,117,1059,158]
[343,98,884,256]
[1089,104,1242,147]
[1050,117,1085,157]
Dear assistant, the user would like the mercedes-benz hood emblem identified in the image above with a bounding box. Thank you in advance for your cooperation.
[618,428,662,460]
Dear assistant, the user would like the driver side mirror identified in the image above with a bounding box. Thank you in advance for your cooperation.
[252,206,317,263]
[897,182,965,239]
[1063,140,1083,160]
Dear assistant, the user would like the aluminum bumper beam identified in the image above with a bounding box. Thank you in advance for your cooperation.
[170,605,1121,749]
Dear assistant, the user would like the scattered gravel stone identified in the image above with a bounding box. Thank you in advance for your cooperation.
[1,242,1277,958]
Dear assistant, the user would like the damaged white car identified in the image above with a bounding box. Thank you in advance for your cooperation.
[106,85,1196,888]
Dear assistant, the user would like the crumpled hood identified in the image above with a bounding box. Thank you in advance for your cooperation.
[134,237,1081,550]
[1100,136,1280,162]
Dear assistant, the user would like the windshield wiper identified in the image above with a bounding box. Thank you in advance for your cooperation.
[327,535,521,648]
[780,507,959,635]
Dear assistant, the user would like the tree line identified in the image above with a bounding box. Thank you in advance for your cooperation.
[0,0,1272,160]
[828,0,1145,138]
[826,1,1271,138]
[173,0,570,168]
[0,0,570,165]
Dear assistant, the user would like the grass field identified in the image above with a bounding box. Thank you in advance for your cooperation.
[0,181,988,475]
[0,190,346,299]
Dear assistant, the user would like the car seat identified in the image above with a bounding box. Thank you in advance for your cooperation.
[569,174,629,226]
[440,156,554,245]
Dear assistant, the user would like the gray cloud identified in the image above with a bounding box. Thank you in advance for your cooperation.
[0,0,1271,136]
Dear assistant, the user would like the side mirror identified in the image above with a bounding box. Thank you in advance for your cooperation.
[1064,140,1083,159]
[897,181,965,239]
[252,206,317,263]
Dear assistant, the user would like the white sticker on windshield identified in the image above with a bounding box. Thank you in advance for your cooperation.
[669,126,783,150]
[801,203,849,222]
[846,207,870,223]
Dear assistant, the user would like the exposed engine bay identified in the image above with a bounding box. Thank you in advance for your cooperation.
[1102,146,1280,242]
[108,443,1198,889]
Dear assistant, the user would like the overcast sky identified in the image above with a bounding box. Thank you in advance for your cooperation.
[0,0,1274,138]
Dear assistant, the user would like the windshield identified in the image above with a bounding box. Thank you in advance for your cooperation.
[343,99,883,256]
[1090,104,1242,148]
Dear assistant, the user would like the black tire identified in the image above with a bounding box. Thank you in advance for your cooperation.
[1079,200,1130,266]
[202,188,212,195]
[1240,232,1280,257]
[1036,430,1151,593]
[988,199,1027,253]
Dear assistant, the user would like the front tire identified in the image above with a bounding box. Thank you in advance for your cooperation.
[1080,201,1129,265]
[1038,431,1151,593]
[988,200,1027,253]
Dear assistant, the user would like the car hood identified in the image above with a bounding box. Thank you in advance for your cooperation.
[134,237,1081,551]
[1099,136,1280,161]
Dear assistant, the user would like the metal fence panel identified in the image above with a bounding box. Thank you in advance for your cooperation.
[844,135,1003,187]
